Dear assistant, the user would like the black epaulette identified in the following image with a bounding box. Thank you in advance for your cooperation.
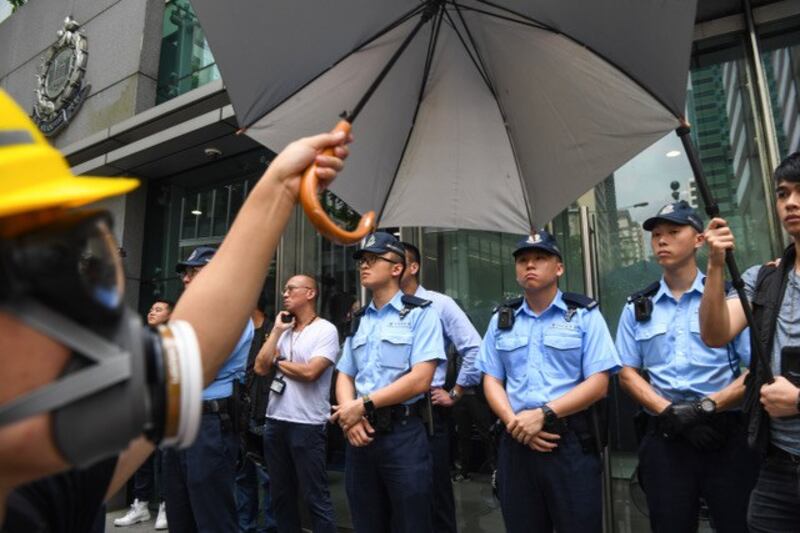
[399,294,432,319]
[346,306,367,337]
[561,292,598,322]
[627,281,660,322]
[495,297,523,330]
[626,281,660,304]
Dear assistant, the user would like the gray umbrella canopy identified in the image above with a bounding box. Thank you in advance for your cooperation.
[190,0,697,233]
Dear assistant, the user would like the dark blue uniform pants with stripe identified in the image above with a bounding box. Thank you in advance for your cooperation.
[345,416,433,533]
[638,424,757,533]
[263,419,337,533]
[163,412,239,533]
[497,432,601,533]
[429,409,457,533]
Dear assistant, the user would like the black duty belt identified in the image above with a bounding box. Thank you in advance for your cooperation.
[543,410,591,435]
[646,410,744,436]
[203,397,232,415]
[385,401,423,420]
[367,400,425,434]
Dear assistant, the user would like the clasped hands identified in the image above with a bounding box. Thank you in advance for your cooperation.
[506,408,561,453]
[330,398,375,448]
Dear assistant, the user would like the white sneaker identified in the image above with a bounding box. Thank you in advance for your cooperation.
[155,502,168,530]
[113,499,151,526]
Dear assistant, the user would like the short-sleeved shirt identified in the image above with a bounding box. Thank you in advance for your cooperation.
[414,286,481,389]
[267,317,339,425]
[475,290,620,413]
[337,290,446,404]
[2,457,117,533]
[616,271,751,404]
[203,319,254,400]
[734,265,800,455]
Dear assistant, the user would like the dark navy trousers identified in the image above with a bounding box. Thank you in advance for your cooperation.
[235,453,277,533]
[638,420,757,533]
[497,432,602,533]
[345,416,433,533]
[132,448,165,502]
[163,412,239,533]
[263,418,337,533]
[429,409,457,533]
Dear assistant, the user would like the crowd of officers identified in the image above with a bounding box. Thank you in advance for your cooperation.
[3,83,800,533]
[128,150,800,533]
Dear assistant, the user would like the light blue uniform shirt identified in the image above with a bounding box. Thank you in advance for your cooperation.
[203,319,254,400]
[415,285,481,389]
[616,271,751,403]
[337,290,447,404]
[476,290,620,414]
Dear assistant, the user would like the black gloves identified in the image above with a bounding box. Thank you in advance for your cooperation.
[659,402,702,436]
[658,398,725,451]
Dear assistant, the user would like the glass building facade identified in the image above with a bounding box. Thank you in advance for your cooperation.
[138,2,800,530]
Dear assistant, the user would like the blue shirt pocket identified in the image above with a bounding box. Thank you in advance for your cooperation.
[633,322,669,368]
[496,334,529,380]
[380,331,413,370]
[350,334,368,368]
[542,333,582,378]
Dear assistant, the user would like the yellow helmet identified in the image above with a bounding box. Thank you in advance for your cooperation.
[0,90,139,219]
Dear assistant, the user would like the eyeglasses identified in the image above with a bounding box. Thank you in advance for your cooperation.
[357,255,402,268]
[282,284,313,294]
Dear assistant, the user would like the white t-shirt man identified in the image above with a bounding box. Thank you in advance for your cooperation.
[266,318,339,425]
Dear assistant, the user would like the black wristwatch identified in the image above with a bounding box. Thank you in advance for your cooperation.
[362,395,375,416]
[696,396,717,416]
[541,404,558,426]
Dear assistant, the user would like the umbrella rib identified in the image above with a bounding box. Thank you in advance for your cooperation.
[240,3,427,131]
[375,7,446,225]
[470,0,679,119]
[445,5,496,98]
[450,1,535,227]
[454,2,551,31]
[349,3,439,123]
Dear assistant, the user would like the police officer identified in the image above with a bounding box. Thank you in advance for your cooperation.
[616,201,757,533]
[476,230,620,533]
[331,232,446,533]
[400,241,482,533]
[162,246,255,533]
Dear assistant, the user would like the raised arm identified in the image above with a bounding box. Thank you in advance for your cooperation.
[700,217,748,347]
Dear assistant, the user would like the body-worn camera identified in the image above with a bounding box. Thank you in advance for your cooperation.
[0,211,203,467]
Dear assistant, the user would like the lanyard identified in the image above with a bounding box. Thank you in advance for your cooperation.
[288,315,317,362]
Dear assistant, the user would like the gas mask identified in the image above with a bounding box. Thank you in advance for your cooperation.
[0,210,203,467]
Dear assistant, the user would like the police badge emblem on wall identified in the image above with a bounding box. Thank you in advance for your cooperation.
[32,16,91,137]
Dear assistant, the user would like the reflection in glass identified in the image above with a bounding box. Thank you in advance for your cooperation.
[420,229,518,335]
[156,0,220,103]
[760,23,800,158]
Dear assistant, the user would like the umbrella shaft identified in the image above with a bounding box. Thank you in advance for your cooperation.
[676,125,774,383]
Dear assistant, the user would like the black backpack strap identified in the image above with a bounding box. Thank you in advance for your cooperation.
[400,294,432,319]
[494,297,524,330]
[561,292,598,322]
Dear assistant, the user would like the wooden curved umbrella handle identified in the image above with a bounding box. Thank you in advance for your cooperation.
[299,120,376,245]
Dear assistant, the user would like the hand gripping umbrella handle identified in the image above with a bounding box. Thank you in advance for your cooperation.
[298,120,376,245]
